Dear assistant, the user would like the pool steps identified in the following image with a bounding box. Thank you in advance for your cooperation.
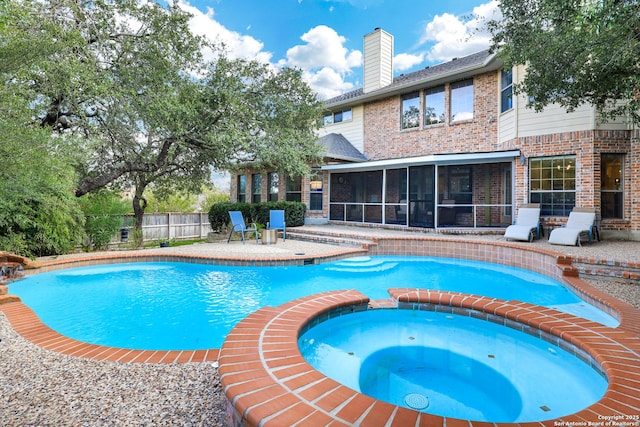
[324,257,398,273]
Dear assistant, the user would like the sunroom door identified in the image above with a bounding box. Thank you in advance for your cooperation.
[409,165,435,227]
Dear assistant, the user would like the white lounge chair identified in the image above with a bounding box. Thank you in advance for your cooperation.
[548,209,598,246]
[504,204,541,242]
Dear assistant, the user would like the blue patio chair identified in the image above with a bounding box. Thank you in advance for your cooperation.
[267,210,286,241]
[227,211,259,244]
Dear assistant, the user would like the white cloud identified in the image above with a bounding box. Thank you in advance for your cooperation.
[420,0,501,62]
[283,25,362,99]
[394,52,426,72]
[302,67,356,100]
[285,25,361,73]
[175,0,502,99]
[177,0,272,64]
[177,2,359,99]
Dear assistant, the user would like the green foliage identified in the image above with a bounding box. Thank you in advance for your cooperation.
[208,202,306,232]
[2,0,323,252]
[0,101,85,257]
[79,191,131,251]
[144,190,198,213]
[488,0,640,124]
[198,186,230,212]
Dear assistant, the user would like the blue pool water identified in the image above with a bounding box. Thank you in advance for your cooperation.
[10,256,617,350]
[298,309,607,422]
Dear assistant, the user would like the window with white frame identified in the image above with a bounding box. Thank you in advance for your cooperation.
[501,69,513,113]
[450,79,474,122]
[323,108,352,125]
[529,156,576,216]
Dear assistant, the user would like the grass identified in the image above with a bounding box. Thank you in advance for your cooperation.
[142,238,206,249]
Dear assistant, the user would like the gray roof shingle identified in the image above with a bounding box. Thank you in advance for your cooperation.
[318,133,368,162]
[325,49,497,106]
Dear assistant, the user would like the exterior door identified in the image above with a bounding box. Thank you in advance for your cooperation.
[409,166,435,227]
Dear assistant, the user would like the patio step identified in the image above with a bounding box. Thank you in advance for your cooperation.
[572,257,640,283]
[287,230,377,249]
[291,225,640,284]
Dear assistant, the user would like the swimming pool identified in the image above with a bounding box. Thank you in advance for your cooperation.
[298,309,607,422]
[11,255,618,350]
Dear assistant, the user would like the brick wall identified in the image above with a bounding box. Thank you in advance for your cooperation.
[513,130,638,235]
[229,168,330,220]
[363,71,500,159]
[360,69,639,237]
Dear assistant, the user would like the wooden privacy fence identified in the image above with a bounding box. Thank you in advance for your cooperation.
[116,213,211,243]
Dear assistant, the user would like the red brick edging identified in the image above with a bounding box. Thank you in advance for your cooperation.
[0,302,220,363]
[0,249,363,363]
[2,237,639,364]
[1,238,639,425]
[219,289,640,427]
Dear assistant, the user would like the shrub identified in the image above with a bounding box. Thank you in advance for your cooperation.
[79,191,131,251]
[208,201,306,231]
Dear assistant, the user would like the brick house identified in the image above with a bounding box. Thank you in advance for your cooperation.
[231,28,640,241]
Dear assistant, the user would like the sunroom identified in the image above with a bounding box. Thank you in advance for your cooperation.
[323,150,520,229]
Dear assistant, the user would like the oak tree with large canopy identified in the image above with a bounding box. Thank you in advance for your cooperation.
[4,0,324,244]
[488,0,640,124]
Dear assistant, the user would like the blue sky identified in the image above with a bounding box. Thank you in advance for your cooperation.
[178,0,501,99]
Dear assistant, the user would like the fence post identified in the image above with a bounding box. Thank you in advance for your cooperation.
[167,213,172,240]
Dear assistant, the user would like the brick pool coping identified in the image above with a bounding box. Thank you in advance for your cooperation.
[0,248,361,364]
[1,237,639,357]
[219,290,640,427]
[1,237,639,424]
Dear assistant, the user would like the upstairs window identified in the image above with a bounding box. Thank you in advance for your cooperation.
[501,69,513,113]
[323,108,352,125]
[334,109,352,123]
[450,79,474,122]
[424,85,445,125]
[401,92,420,129]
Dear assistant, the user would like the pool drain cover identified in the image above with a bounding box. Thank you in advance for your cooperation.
[404,393,429,410]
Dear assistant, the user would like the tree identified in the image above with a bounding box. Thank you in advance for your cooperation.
[488,0,640,124]
[143,190,198,214]
[0,93,85,257]
[198,185,230,212]
[3,0,323,247]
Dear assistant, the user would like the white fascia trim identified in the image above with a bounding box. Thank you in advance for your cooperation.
[321,150,521,172]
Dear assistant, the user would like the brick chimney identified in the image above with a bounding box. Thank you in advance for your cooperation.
[363,28,393,94]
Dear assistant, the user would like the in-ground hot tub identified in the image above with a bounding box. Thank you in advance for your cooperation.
[299,308,607,423]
